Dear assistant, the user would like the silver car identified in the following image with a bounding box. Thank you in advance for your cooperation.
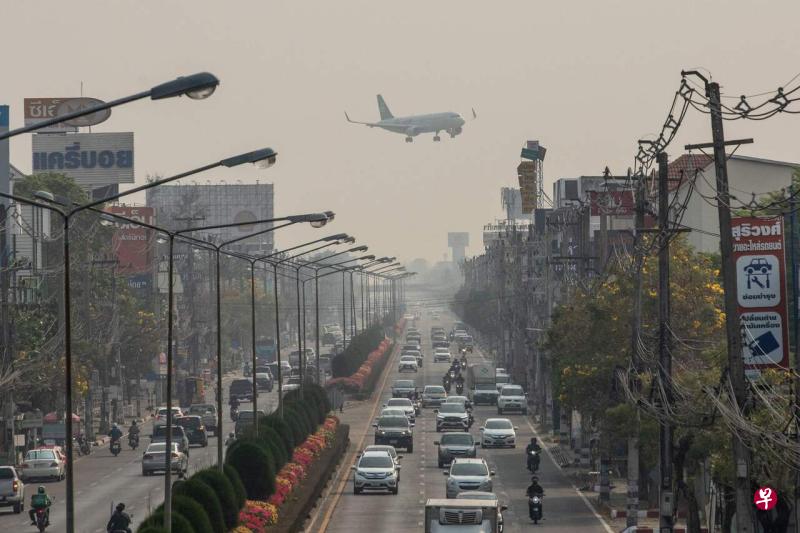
[362,445,402,480]
[142,442,188,476]
[422,385,447,408]
[385,398,416,422]
[444,458,494,498]
[352,451,400,494]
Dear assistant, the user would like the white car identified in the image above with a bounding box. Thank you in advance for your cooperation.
[352,450,400,494]
[497,384,527,415]
[362,445,402,479]
[384,398,416,421]
[479,418,518,448]
[379,407,410,420]
[19,448,65,481]
[444,457,494,498]
[434,347,451,363]
[153,406,184,428]
[398,355,419,373]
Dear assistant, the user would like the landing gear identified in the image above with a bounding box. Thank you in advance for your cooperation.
[433,133,441,142]
[449,132,457,138]
[405,136,413,143]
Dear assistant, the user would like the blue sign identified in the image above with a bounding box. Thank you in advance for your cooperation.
[0,106,8,127]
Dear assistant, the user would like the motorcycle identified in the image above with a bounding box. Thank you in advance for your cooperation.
[34,506,50,532]
[443,380,452,394]
[230,406,240,422]
[79,436,92,456]
[225,432,236,448]
[528,495,543,524]
[455,382,464,395]
[527,449,541,472]
[128,433,139,450]
[110,439,122,457]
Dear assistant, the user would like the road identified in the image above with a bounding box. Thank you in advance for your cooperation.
[0,373,280,533]
[317,305,614,533]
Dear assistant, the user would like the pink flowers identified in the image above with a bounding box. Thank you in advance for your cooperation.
[327,337,395,393]
[237,500,279,532]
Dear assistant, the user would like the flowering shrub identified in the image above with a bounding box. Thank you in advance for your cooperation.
[237,500,279,532]
[326,337,393,393]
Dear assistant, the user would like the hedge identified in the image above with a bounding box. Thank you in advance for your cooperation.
[193,468,240,529]
[226,440,275,500]
[331,324,385,377]
[136,528,168,533]
[174,478,225,533]
[280,406,308,445]
[172,494,214,533]
[261,415,295,456]
[138,510,194,533]
[224,464,248,508]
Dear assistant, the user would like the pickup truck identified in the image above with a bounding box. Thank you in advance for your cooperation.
[425,498,502,532]
[0,466,25,513]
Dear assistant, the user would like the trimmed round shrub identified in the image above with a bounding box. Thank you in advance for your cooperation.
[280,407,307,445]
[260,426,288,468]
[223,464,247,508]
[194,468,240,529]
[174,478,225,533]
[138,510,194,533]
[226,440,275,500]
[172,494,213,533]
[136,527,168,533]
[263,415,295,455]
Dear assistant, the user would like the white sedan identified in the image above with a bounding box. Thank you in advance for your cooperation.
[398,355,419,373]
[19,448,65,481]
[479,418,519,449]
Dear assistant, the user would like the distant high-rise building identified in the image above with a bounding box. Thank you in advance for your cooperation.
[447,232,469,264]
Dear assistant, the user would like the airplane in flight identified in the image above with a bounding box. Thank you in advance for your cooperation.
[345,95,474,143]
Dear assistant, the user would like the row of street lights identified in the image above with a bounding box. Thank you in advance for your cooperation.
[0,71,411,532]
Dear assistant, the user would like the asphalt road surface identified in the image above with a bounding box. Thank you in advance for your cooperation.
[0,373,280,533]
[318,303,613,533]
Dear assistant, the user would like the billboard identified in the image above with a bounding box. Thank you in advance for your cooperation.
[588,190,635,216]
[106,206,155,274]
[32,132,134,186]
[517,161,537,213]
[24,98,78,133]
[731,216,790,375]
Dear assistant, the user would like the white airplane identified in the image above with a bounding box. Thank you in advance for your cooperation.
[345,95,474,143]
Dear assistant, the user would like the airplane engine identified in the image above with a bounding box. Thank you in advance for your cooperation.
[448,126,463,136]
[405,126,420,137]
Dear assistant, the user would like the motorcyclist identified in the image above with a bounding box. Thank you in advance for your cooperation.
[128,421,140,439]
[108,423,123,444]
[106,502,132,533]
[526,437,542,470]
[29,486,52,526]
[229,394,240,409]
[526,476,544,498]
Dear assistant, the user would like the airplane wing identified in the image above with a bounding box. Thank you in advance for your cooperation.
[344,111,379,127]
[472,108,477,119]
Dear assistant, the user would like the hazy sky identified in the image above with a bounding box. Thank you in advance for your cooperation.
[4,0,800,263]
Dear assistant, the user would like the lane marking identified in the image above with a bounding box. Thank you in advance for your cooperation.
[523,416,614,533]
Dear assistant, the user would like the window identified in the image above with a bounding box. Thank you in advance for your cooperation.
[359,456,393,468]
[438,404,465,413]
[26,450,55,461]
[485,420,512,430]
[451,463,488,476]
[441,434,474,446]
[0,468,15,479]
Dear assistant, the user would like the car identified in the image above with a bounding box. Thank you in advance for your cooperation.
[434,347,451,363]
[443,395,473,410]
[455,491,506,532]
[432,312,441,320]
[745,257,772,274]
[151,425,190,455]
[373,415,414,452]
[398,355,419,372]
[391,379,417,399]
[494,373,511,392]
[187,404,218,435]
[422,385,447,408]
[284,376,302,392]
[403,313,415,321]
[141,442,188,476]
[19,448,65,481]
[444,458,494,499]
[435,403,471,432]
[235,409,267,437]
[497,384,527,414]
[379,407,410,420]
[0,466,25,513]
[352,450,400,495]
[406,334,422,345]
[435,432,477,468]
[479,418,518,448]
[153,406,184,428]
[402,349,423,367]
[255,372,274,392]
[362,445,402,480]
[384,398,416,421]
[175,415,209,447]
[229,379,255,401]
[433,340,450,350]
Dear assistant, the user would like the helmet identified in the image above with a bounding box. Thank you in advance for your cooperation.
[531,476,539,483]
[131,420,137,425]
[116,503,125,512]
[530,437,537,443]
[38,486,46,494]
[112,423,118,429]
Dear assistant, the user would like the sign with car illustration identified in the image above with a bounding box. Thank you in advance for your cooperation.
[731,216,790,374]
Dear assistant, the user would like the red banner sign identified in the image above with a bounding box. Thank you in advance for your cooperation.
[731,216,790,375]
[106,206,155,274]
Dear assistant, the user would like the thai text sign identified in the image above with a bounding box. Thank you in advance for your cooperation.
[106,206,155,274]
[32,132,134,185]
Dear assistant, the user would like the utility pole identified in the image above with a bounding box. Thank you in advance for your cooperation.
[683,71,754,532]
[657,151,675,532]
[627,169,646,529]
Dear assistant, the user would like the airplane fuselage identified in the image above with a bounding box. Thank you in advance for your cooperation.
[374,112,465,137]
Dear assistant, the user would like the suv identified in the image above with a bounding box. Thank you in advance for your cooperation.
[0,466,24,514]
[188,404,218,436]
[175,415,209,447]
[373,415,414,452]
[444,458,494,498]
[399,355,419,373]
[385,398,417,421]
[255,371,274,392]
[352,450,400,495]
[151,425,190,456]
[153,406,183,428]
[422,385,447,408]
[391,379,417,399]
[229,379,254,401]
[435,432,477,468]
[497,384,527,415]
[435,403,470,432]
[235,409,267,437]
[434,347,451,363]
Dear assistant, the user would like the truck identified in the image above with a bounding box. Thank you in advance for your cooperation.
[424,498,501,533]
[467,363,499,406]
[0,466,25,514]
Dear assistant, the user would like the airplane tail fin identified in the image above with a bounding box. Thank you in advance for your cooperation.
[377,94,394,120]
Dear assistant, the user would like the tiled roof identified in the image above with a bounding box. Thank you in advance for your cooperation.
[667,154,713,191]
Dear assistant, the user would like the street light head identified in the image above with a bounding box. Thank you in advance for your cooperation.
[98,213,116,227]
[360,255,376,261]
[349,245,368,253]
[155,235,169,244]
[150,72,220,100]
[221,147,278,168]
[323,210,335,223]
[342,237,356,244]
[323,233,349,242]
[34,190,70,207]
